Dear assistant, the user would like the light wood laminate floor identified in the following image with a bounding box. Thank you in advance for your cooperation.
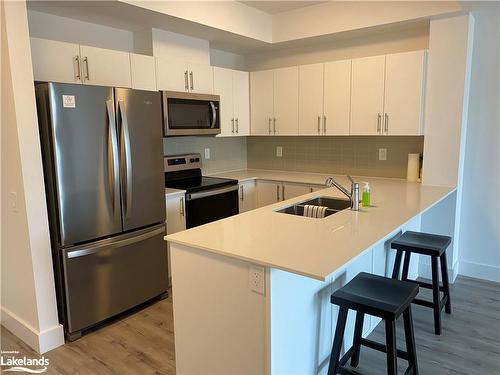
[1,276,499,374]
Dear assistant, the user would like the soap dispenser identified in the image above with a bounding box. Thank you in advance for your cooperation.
[362,182,371,207]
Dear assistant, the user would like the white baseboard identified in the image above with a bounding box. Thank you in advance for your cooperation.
[458,260,500,283]
[1,306,64,354]
[418,260,459,283]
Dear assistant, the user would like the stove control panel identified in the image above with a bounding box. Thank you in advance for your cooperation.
[164,153,202,172]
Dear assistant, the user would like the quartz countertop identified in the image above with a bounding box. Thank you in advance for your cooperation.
[166,170,455,281]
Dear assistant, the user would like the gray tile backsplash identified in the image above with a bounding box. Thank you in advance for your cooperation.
[247,136,424,178]
[163,136,424,179]
[163,136,247,174]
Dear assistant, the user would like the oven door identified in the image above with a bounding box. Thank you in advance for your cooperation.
[162,91,220,136]
[185,185,239,228]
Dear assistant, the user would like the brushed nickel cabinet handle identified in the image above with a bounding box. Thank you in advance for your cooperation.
[83,57,90,80]
[384,113,389,134]
[276,185,280,201]
[317,116,321,134]
[74,56,81,81]
[282,185,285,200]
[184,71,189,91]
[179,197,184,216]
[268,118,272,135]
[231,118,235,134]
[189,71,194,90]
[377,113,382,134]
[240,185,244,201]
[235,118,239,133]
[323,115,327,134]
[273,117,277,134]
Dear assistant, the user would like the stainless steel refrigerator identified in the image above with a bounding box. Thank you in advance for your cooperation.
[36,83,167,341]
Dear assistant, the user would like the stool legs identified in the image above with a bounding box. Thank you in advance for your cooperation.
[403,306,419,375]
[431,256,442,335]
[392,249,404,279]
[328,307,348,375]
[385,320,398,375]
[402,252,411,281]
[440,253,452,314]
[350,311,365,368]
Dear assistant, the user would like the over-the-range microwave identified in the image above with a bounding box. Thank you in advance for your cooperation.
[161,91,220,136]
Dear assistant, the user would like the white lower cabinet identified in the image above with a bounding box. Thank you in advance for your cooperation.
[166,193,186,282]
[238,180,256,213]
[256,180,281,208]
[282,182,310,200]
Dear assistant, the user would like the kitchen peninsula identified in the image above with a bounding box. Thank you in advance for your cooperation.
[165,175,454,375]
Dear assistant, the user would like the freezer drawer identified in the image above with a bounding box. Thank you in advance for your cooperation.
[62,225,167,335]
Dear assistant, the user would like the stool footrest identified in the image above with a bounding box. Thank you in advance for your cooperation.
[359,338,409,361]
[413,294,449,310]
[406,279,446,292]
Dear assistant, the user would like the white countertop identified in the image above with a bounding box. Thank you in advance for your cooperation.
[166,170,455,281]
[165,188,186,197]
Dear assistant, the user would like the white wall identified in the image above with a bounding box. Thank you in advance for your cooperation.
[458,3,500,282]
[27,9,134,52]
[244,22,429,71]
[152,28,209,64]
[1,1,64,353]
[210,48,247,71]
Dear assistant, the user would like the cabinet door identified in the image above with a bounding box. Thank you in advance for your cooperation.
[166,194,186,235]
[156,58,188,91]
[283,183,310,200]
[214,67,235,136]
[274,66,299,135]
[238,180,256,213]
[250,70,274,135]
[299,63,324,136]
[324,60,351,135]
[350,55,385,135]
[31,38,81,84]
[130,53,156,91]
[310,184,326,193]
[256,180,281,207]
[233,70,250,136]
[384,51,425,135]
[188,63,213,94]
[79,45,131,88]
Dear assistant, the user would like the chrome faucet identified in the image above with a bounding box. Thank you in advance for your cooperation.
[325,175,360,211]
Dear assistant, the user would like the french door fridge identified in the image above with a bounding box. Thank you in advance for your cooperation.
[36,83,167,340]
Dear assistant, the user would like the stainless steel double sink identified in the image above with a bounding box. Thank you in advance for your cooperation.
[276,196,351,218]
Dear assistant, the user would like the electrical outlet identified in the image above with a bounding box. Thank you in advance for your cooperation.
[276,146,283,157]
[204,148,210,159]
[378,148,387,161]
[249,265,265,295]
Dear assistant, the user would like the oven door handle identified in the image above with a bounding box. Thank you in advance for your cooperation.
[186,184,238,201]
[210,101,217,129]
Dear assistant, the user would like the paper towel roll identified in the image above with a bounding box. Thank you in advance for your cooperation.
[407,153,420,182]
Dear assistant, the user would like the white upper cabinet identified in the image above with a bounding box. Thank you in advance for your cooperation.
[79,45,131,88]
[188,62,214,94]
[130,53,157,91]
[156,59,190,92]
[299,63,324,135]
[350,55,386,135]
[214,67,234,136]
[384,50,425,135]
[233,70,250,136]
[214,68,249,136]
[31,38,82,84]
[273,66,299,135]
[250,70,274,135]
[324,60,351,135]
[156,58,213,94]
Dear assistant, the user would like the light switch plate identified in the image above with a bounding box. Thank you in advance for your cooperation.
[276,146,283,157]
[379,148,387,161]
[204,148,210,159]
[249,265,265,295]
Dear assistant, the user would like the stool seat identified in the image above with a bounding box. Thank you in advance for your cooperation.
[391,231,451,256]
[331,272,419,320]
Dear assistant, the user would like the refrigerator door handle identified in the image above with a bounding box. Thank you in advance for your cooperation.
[66,226,165,259]
[106,100,120,217]
[118,100,133,219]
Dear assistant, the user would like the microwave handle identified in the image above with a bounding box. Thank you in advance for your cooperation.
[210,101,217,129]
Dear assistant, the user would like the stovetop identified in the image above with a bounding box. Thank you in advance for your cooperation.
[165,175,238,193]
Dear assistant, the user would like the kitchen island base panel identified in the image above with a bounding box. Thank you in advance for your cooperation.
[169,214,420,375]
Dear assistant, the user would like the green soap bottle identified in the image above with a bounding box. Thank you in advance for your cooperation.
[362,182,371,207]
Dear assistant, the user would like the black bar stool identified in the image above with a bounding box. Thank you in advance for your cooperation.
[327,272,419,375]
[391,231,452,335]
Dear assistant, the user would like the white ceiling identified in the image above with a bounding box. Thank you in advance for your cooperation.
[240,1,326,14]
